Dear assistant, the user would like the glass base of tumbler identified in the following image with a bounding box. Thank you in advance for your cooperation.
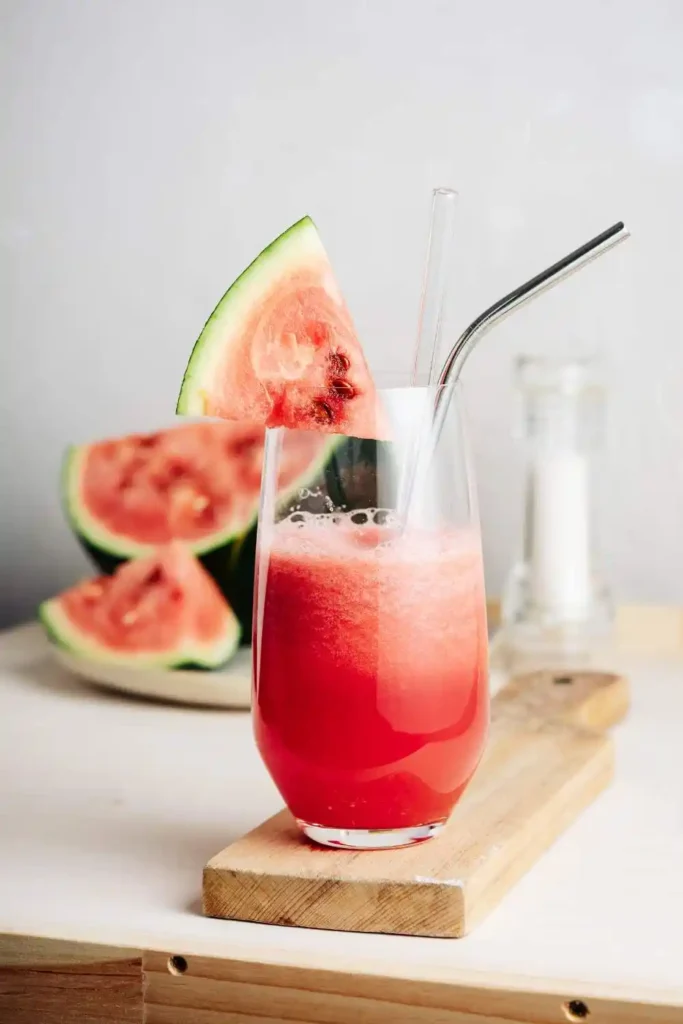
[298,820,446,850]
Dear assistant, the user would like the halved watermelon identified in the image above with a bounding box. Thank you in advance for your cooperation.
[62,420,334,639]
[39,543,240,669]
[64,420,329,565]
[176,217,384,439]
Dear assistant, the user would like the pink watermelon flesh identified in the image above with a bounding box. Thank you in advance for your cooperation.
[45,543,235,656]
[209,275,383,437]
[178,218,386,439]
[76,421,326,553]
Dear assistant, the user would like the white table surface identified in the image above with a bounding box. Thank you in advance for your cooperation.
[1,622,682,1000]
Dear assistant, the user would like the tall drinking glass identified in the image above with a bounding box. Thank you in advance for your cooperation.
[253,384,488,850]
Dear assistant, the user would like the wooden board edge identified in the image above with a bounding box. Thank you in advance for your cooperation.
[142,948,683,1023]
[0,931,142,967]
[614,604,683,654]
[4,932,681,1022]
[0,932,143,1024]
[487,600,683,655]
[202,859,466,938]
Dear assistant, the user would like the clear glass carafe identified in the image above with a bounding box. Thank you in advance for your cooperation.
[501,356,612,668]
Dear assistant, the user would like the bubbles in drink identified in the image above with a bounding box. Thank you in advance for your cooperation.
[272,508,473,567]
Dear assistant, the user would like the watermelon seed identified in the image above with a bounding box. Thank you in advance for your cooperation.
[138,433,161,449]
[328,351,350,374]
[230,435,260,457]
[329,378,355,400]
[311,400,334,424]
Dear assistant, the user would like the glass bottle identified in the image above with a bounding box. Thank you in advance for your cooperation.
[500,355,612,668]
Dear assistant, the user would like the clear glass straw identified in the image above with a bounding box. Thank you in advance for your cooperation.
[398,187,458,518]
[411,187,458,386]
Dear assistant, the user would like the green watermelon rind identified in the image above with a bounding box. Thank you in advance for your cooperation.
[38,598,241,671]
[62,445,256,562]
[176,215,325,416]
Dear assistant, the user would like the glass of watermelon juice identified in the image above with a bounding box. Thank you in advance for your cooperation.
[252,385,489,850]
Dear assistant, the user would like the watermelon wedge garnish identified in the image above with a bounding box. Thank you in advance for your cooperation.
[39,542,241,670]
[177,217,384,438]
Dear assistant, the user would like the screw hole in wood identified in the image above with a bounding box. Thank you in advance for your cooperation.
[167,955,188,976]
[553,675,574,685]
[562,999,590,1021]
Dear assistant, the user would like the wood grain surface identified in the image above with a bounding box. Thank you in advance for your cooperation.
[3,933,677,1024]
[143,949,681,1024]
[203,671,629,937]
[0,935,142,1024]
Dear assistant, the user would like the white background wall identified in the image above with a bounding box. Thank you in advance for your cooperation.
[2,0,682,626]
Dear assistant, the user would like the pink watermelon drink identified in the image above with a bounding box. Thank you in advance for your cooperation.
[254,512,489,841]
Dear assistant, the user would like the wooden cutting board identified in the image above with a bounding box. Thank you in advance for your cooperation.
[203,670,629,938]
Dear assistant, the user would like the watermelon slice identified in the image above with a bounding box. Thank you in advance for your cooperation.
[62,420,333,639]
[177,217,384,439]
[64,420,329,565]
[39,543,240,669]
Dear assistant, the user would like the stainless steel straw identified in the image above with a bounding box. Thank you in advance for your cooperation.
[436,220,630,398]
[401,220,630,524]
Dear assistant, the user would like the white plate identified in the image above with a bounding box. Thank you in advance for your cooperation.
[52,645,252,708]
